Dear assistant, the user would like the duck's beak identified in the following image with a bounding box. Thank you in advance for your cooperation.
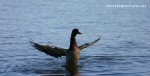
[78,31,82,34]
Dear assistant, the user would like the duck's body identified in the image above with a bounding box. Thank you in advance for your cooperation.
[66,29,81,65]
[30,28,100,66]
[66,47,80,65]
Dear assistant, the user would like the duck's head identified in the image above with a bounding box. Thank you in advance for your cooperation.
[71,28,82,38]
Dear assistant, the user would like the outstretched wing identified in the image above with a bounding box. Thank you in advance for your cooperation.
[30,41,67,58]
[79,37,100,50]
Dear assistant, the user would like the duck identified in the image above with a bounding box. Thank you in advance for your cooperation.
[30,28,100,66]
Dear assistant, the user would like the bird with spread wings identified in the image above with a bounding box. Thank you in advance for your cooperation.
[30,29,100,63]
[30,37,100,58]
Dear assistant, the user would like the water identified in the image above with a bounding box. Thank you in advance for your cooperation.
[0,0,150,76]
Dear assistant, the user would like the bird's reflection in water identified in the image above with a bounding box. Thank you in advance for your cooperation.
[65,64,80,76]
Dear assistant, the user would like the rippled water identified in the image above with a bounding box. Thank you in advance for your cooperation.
[0,0,150,76]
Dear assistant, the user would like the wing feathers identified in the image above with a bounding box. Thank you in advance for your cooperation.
[79,37,100,50]
[30,41,67,58]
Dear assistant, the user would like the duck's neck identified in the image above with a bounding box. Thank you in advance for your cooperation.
[69,37,77,50]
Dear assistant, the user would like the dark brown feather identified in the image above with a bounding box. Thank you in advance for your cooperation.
[79,37,100,50]
[30,41,67,58]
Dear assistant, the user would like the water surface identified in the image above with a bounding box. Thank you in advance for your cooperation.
[0,0,150,76]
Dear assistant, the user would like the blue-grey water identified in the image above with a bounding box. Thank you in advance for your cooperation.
[0,0,150,76]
